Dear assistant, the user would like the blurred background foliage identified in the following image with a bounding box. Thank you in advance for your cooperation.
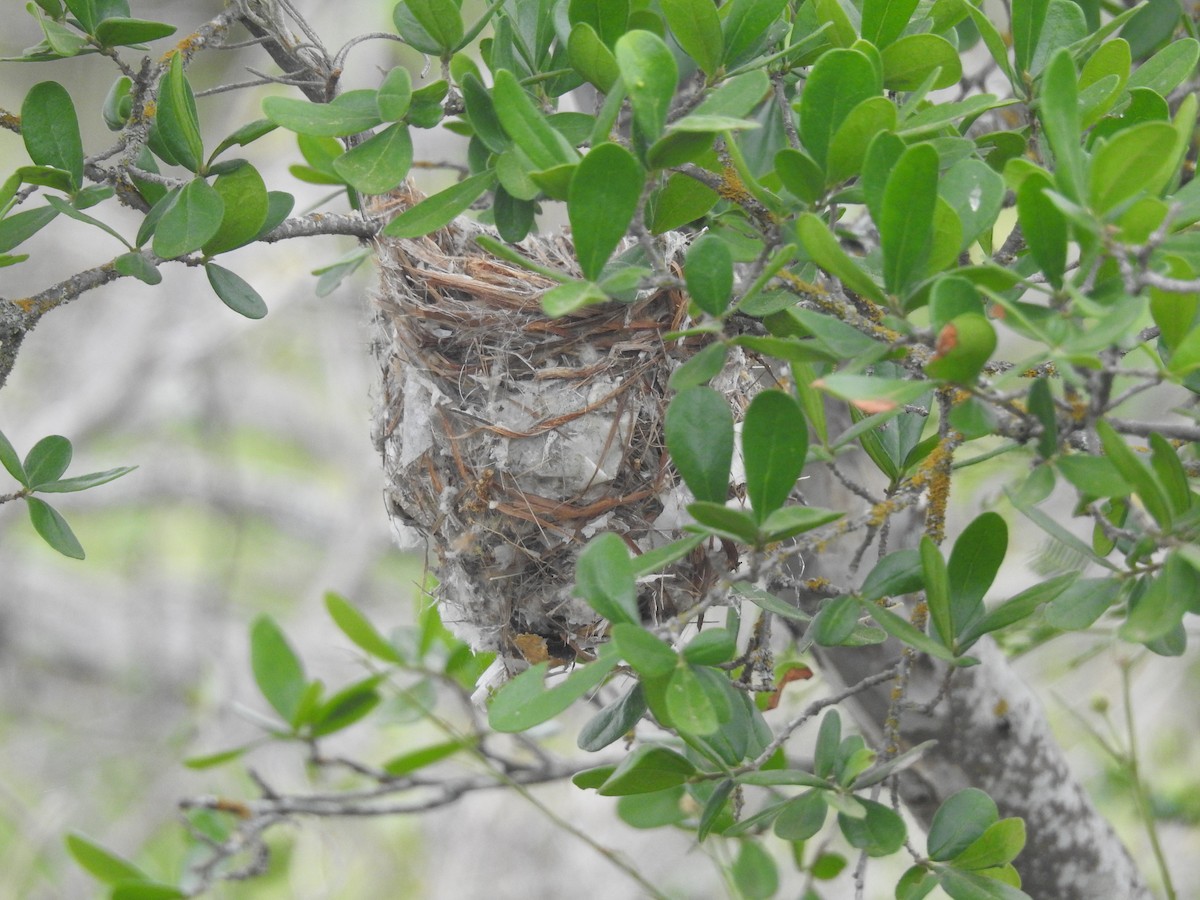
[0,1,1197,898]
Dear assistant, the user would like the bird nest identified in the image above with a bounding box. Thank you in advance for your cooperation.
[370,188,732,666]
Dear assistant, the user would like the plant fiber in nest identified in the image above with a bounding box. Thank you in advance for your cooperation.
[371,189,723,666]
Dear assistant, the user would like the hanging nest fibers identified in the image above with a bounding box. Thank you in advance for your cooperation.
[370,185,750,669]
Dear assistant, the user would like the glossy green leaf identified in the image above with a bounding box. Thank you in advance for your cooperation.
[799,48,880,171]
[928,788,998,860]
[263,90,382,137]
[661,0,723,76]
[862,0,920,48]
[856,596,959,661]
[598,743,696,795]
[568,22,620,91]
[1017,173,1068,287]
[155,54,203,173]
[250,615,307,724]
[920,535,954,647]
[772,790,829,841]
[0,206,60,254]
[775,148,824,203]
[811,594,862,646]
[879,142,938,295]
[541,279,608,316]
[795,213,887,304]
[937,868,1032,900]
[375,67,413,123]
[488,652,618,732]
[569,142,642,281]
[615,30,677,142]
[1095,420,1171,526]
[947,513,1006,640]
[617,785,689,829]
[569,0,629,47]
[26,496,84,559]
[1126,37,1199,96]
[951,818,1027,870]
[881,34,962,90]
[0,428,26,485]
[827,97,897,184]
[686,501,761,544]
[722,0,789,64]
[24,434,72,488]
[665,386,733,504]
[861,548,924,601]
[403,0,463,53]
[1120,553,1196,643]
[682,628,737,666]
[382,170,494,238]
[332,123,413,195]
[205,263,267,319]
[838,798,907,856]
[324,592,404,663]
[612,623,678,678]
[575,532,639,624]
[684,234,733,317]
[65,833,147,884]
[1089,122,1178,214]
[1012,0,1049,76]
[203,163,269,256]
[666,663,721,734]
[940,159,1005,250]
[578,682,647,750]
[153,178,223,258]
[21,82,83,188]
[742,390,808,522]
[1038,50,1085,202]
[33,465,136,496]
[94,17,176,47]
[492,70,578,169]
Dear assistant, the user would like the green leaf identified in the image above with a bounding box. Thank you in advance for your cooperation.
[0,428,26,485]
[615,30,678,142]
[951,818,1026,870]
[856,596,959,662]
[617,785,689,829]
[731,840,779,900]
[795,213,887,304]
[24,434,72,487]
[1126,37,1199,96]
[1012,0,1049,76]
[924,314,997,384]
[569,142,642,281]
[489,652,619,732]
[31,10,89,57]
[758,505,843,542]
[1045,577,1120,629]
[183,746,252,770]
[568,22,620,92]
[682,628,737,666]
[686,501,761,544]
[403,0,463,54]
[42,195,130,250]
[578,682,647,750]
[1095,420,1171,526]
[879,142,938,295]
[814,373,930,414]
[661,0,723,76]
[947,513,1007,638]
[1147,433,1191,518]
[920,535,954,647]
[775,148,825,203]
[937,868,1032,900]
[957,572,1077,647]
[310,678,382,737]
[1038,50,1085,202]
[155,54,203,173]
[773,790,829,841]
[666,663,721,734]
[685,234,734,318]
[324,592,404,663]
[26,496,84,559]
[665,387,733,504]
[332,123,413,195]
[205,263,267,319]
[799,48,880,172]
[541,279,608,316]
[881,34,963,90]
[612,623,678,678]
[650,170,719,233]
[382,738,473,776]
[492,70,578,170]
[575,532,639,624]
[722,0,789,65]
[811,594,862,646]
[153,178,223,258]
[668,341,728,390]
[21,82,83,188]
[1088,122,1178,214]
[860,548,923,601]
[1120,553,1196,644]
[1017,173,1068,287]
[862,0,920,48]
[598,744,696,796]
[263,90,383,137]
[940,159,1005,250]
[742,390,808,522]
[94,17,176,47]
[0,205,60,254]
[928,788,998,861]
[838,797,907,856]
[256,191,295,239]
[827,97,897,184]
[203,163,269,256]
[250,615,307,725]
[65,833,147,885]
[382,170,495,238]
